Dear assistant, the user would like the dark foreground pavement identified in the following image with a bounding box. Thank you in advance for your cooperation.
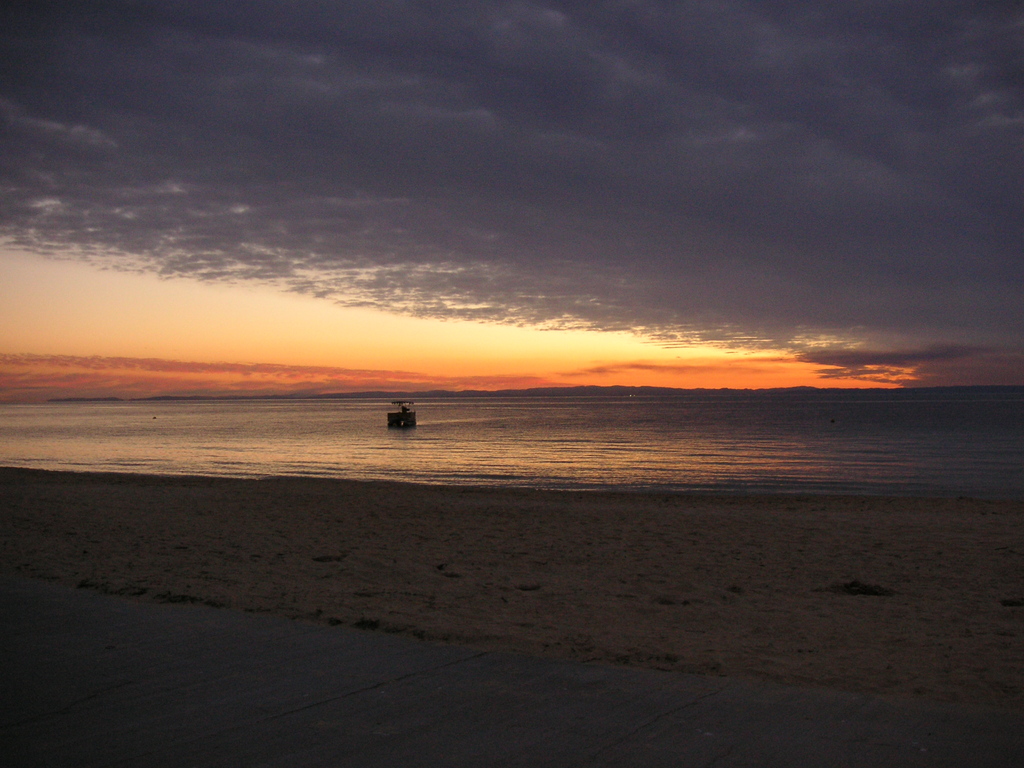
[2,576,1021,767]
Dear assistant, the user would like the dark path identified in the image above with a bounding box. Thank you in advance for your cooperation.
[2,576,1021,767]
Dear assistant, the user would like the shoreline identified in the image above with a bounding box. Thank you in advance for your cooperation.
[2,462,1021,503]
[3,466,1023,709]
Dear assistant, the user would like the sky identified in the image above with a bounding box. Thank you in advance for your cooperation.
[1,1,1022,401]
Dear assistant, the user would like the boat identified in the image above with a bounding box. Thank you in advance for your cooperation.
[387,400,416,427]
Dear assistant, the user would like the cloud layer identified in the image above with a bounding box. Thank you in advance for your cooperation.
[0,353,551,402]
[2,1,1022,362]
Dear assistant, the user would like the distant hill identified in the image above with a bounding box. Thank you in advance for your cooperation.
[47,384,1023,403]
[46,397,125,402]
[310,384,1024,400]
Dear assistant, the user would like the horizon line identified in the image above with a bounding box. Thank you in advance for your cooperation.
[42,383,1024,403]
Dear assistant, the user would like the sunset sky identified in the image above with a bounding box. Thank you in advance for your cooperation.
[2,2,1022,401]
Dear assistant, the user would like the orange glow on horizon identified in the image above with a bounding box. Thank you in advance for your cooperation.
[1,247,898,402]
[0,350,892,403]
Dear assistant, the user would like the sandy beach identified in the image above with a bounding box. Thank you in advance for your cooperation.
[2,466,1022,709]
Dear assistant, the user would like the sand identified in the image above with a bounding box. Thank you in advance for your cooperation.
[2,466,1023,709]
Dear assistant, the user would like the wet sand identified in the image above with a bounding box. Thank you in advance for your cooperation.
[2,466,1022,708]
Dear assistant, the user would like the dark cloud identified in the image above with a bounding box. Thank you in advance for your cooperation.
[2,1,1022,367]
[797,345,1024,385]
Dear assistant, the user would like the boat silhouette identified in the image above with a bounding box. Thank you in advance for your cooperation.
[387,401,416,428]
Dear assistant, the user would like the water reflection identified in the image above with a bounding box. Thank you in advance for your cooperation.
[1,393,1022,498]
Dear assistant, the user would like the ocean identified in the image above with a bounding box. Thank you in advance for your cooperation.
[1,389,1023,498]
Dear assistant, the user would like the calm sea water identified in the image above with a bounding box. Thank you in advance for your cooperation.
[1,390,1023,498]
